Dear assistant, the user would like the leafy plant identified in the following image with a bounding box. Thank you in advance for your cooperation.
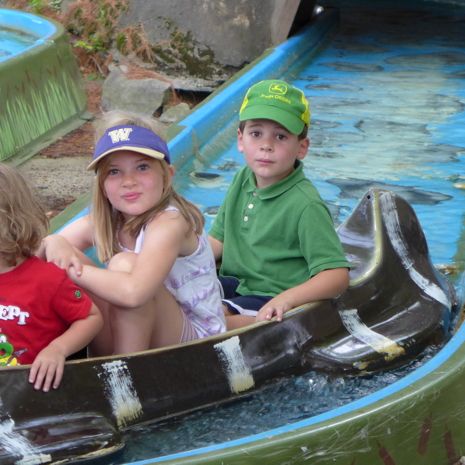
[29,0,45,13]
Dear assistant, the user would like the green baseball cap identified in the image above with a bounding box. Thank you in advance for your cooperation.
[239,79,310,135]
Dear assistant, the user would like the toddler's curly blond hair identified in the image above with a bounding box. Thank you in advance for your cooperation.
[0,164,48,266]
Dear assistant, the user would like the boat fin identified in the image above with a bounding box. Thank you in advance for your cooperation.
[304,189,455,373]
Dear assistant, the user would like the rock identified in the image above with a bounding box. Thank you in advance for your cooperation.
[120,0,307,69]
[159,102,191,124]
[102,65,172,116]
[170,76,229,93]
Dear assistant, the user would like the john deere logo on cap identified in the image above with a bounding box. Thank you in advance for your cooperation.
[239,79,310,134]
[108,127,133,144]
[269,82,287,95]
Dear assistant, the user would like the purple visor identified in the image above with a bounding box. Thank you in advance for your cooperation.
[87,124,170,171]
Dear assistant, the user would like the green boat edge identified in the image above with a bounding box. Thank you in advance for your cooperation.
[47,8,465,465]
[145,330,465,465]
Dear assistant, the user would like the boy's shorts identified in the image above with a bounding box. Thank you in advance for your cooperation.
[219,276,272,316]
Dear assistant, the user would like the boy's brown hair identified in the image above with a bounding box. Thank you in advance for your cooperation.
[238,120,308,139]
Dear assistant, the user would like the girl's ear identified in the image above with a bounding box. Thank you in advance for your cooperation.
[168,165,176,177]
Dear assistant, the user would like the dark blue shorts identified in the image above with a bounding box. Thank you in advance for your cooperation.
[219,276,272,316]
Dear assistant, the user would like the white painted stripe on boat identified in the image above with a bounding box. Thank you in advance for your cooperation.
[380,193,450,309]
[340,309,405,357]
[214,336,255,394]
[0,418,51,465]
[98,360,143,428]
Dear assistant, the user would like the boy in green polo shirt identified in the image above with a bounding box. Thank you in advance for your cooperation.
[209,79,350,329]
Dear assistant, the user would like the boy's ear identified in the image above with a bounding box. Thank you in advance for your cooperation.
[237,128,244,153]
[297,137,310,160]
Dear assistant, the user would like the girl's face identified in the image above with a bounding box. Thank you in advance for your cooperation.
[237,119,309,188]
[102,151,172,219]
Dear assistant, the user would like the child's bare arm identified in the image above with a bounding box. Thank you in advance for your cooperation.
[256,268,350,323]
[29,303,103,392]
[40,215,94,274]
[208,235,224,261]
[68,213,186,308]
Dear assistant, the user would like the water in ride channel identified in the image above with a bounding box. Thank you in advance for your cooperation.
[109,2,465,463]
[0,26,36,61]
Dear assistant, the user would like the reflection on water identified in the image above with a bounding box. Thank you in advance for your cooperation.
[300,4,465,268]
[118,3,465,463]
[0,27,37,60]
[326,177,452,204]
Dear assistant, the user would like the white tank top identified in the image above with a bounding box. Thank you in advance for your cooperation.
[122,207,226,338]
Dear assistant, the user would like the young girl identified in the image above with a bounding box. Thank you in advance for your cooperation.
[0,164,102,392]
[41,111,226,356]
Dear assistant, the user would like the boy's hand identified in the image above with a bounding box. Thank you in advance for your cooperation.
[256,268,350,324]
[29,343,66,392]
[256,296,293,323]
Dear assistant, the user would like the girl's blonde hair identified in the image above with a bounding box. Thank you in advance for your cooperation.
[0,164,48,266]
[91,110,205,263]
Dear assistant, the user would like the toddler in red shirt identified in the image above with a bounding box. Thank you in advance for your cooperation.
[0,164,102,391]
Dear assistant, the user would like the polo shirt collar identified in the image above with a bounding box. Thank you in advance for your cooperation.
[243,161,305,199]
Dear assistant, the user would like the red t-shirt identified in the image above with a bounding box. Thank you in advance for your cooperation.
[0,256,92,365]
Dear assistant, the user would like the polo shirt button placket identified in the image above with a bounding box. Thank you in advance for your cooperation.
[243,193,256,226]
[244,202,254,222]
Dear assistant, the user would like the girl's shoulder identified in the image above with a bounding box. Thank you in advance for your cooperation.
[143,207,197,256]
[145,207,188,234]
[150,205,183,223]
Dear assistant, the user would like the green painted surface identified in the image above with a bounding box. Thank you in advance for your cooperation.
[50,192,90,233]
[0,13,87,164]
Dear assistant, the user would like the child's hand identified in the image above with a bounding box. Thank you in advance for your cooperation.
[256,297,292,323]
[29,343,66,392]
[42,235,83,276]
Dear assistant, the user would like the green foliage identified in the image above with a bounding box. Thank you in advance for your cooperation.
[74,37,106,53]
[26,0,60,13]
[58,0,131,74]
[65,0,128,53]
[28,0,45,13]
[49,0,62,9]
[115,32,127,51]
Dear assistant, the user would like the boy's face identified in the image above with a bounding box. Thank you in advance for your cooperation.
[238,119,309,188]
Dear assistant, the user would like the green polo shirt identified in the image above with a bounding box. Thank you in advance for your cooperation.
[210,161,349,297]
